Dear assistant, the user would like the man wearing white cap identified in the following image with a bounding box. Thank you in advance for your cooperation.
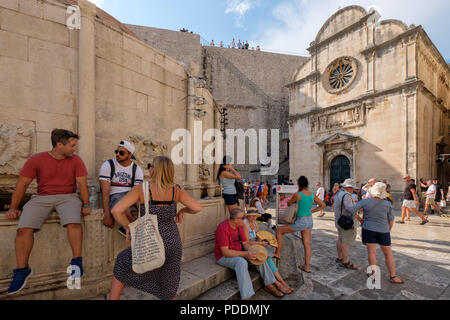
[334,179,363,270]
[99,141,144,236]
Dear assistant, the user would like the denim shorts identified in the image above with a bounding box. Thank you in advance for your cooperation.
[223,193,238,206]
[290,215,313,232]
[362,228,391,246]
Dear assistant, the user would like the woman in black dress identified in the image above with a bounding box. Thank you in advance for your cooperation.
[109,156,202,300]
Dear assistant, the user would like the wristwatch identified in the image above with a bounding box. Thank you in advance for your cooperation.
[82,204,90,208]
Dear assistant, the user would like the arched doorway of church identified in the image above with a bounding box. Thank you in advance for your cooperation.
[330,155,350,187]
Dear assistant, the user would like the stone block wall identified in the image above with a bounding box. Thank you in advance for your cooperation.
[0,0,79,193]
[94,19,189,184]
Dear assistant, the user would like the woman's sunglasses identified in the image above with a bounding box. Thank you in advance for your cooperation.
[147,163,153,169]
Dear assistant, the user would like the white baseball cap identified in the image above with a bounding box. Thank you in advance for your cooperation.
[118,140,136,159]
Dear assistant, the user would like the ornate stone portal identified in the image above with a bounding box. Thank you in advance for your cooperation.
[317,133,359,190]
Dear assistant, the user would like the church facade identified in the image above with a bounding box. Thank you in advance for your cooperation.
[288,6,450,198]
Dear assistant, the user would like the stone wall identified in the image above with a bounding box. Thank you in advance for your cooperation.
[0,0,79,193]
[203,47,307,181]
[94,19,189,184]
[125,24,203,76]
[125,24,308,181]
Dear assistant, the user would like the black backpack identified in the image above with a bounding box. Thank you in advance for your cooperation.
[108,159,137,188]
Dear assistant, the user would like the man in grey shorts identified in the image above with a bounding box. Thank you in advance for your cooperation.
[334,179,363,270]
[5,129,91,295]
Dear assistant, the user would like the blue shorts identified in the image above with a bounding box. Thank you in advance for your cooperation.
[109,192,136,211]
[223,193,238,206]
[362,229,391,246]
[290,215,313,232]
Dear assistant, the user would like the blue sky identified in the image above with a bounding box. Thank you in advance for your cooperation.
[89,0,450,61]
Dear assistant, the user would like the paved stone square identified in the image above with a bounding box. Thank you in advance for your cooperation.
[252,205,450,300]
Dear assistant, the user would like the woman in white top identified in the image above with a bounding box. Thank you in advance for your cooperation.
[250,197,272,226]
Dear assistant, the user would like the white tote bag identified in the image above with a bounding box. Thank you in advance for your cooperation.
[129,181,166,274]
[440,200,446,208]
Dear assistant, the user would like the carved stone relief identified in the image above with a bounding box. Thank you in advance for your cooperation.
[310,105,364,133]
[198,164,211,181]
[0,122,35,176]
[127,135,168,173]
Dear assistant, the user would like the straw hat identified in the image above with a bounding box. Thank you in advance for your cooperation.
[368,182,388,199]
[247,245,268,266]
[246,208,261,218]
[257,230,278,247]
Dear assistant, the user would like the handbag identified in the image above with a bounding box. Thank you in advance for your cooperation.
[278,196,298,225]
[128,181,166,274]
[440,200,446,208]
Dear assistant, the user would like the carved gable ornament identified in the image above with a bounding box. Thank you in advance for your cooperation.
[316,133,359,147]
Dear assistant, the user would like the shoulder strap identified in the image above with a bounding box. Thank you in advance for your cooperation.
[340,192,350,217]
[131,163,137,187]
[142,181,150,217]
[148,182,153,205]
[237,226,245,251]
[108,159,115,181]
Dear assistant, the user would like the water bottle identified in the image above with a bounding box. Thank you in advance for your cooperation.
[89,187,98,210]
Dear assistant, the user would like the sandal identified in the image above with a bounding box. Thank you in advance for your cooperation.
[390,276,404,284]
[299,266,311,273]
[340,261,358,270]
[397,220,405,224]
[335,258,342,264]
[420,219,429,225]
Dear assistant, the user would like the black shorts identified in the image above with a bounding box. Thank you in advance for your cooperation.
[223,193,238,206]
[362,229,391,246]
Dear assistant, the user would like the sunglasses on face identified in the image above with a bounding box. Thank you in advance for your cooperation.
[147,163,153,170]
[115,150,128,157]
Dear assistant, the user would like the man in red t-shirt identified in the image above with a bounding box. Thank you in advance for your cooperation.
[5,129,91,295]
[214,208,284,299]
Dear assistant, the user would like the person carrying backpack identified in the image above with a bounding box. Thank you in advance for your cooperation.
[99,141,144,237]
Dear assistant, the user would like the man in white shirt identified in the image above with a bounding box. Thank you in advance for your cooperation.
[362,178,378,199]
[316,182,325,217]
[99,141,144,236]
[423,180,442,216]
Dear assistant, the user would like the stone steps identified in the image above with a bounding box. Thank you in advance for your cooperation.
[195,268,263,300]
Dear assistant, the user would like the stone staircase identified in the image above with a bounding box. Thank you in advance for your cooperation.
[90,253,263,300]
